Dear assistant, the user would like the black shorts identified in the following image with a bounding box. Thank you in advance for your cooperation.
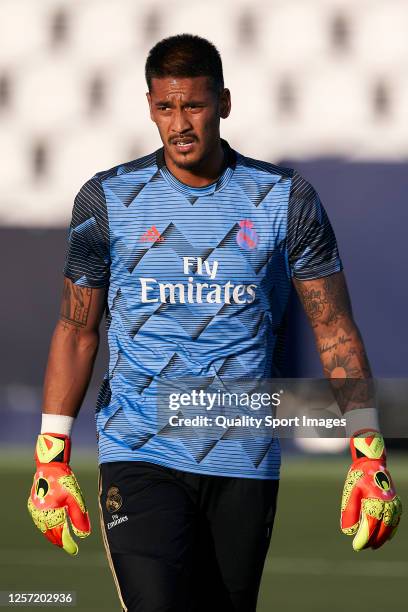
[98,461,279,612]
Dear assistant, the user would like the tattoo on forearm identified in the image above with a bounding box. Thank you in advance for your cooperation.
[294,271,375,409]
[319,327,372,379]
[330,376,374,408]
[323,354,362,379]
[318,327,374,410]
[61,279,92,327]
[319,334,352,355]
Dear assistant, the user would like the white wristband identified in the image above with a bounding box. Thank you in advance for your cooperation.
[41,413,74,437]
[345,408,380,438]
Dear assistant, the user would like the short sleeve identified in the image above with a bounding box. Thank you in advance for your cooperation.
[63,176,110,287]
[286,172,343,280]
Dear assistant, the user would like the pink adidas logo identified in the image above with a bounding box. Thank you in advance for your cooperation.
[140,225,165,243]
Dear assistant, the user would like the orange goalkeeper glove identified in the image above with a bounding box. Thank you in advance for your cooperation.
[27,433,91,555]
[340,430,402,551]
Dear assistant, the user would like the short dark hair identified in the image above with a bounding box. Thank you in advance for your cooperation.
[145,34,224,92]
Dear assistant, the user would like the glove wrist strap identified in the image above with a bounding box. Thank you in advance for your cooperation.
[350,429,386,463]
[35,433,71,465]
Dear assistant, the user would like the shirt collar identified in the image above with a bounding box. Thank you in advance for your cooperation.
[156,139,236,197]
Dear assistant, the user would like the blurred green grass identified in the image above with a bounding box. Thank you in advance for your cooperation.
[0,448,406,611]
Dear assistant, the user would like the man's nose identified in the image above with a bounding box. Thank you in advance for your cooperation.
[170,108,191,134]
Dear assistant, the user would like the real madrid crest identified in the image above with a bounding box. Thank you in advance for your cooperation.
[236,219,258,250]
[106,486,123,513]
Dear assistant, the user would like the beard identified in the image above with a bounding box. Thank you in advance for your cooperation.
[171,153,200,170]
[165,138,215,172]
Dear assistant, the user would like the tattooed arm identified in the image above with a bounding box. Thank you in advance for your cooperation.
[42,277,107,417]
[293,271,375,413]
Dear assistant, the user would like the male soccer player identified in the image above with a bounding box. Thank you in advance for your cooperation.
[28,34,401,612]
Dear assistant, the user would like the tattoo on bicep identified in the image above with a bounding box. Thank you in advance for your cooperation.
[296,273,353,327]
[321,274,352,324]
[60,279,92,327]
[298,287,325,322]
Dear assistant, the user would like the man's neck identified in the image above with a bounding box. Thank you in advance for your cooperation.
[163,140,226,188]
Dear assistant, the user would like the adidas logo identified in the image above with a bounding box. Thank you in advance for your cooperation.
[140,225,165,243]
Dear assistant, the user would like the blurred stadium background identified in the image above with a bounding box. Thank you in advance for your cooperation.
[0,0,407,610]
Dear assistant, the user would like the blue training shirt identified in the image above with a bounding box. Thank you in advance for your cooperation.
[63,140,342,479]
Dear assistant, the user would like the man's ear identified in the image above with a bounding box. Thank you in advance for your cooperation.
[146,92,155,122]
[220,88,231,119]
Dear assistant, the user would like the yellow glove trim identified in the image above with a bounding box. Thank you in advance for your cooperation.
[27,498,65,532]
[361,498,383,520]
[58,474,86,513]
[341,470,364,512]
[383,497,402,527]
[71,524,91,538]
[341,522,359,536]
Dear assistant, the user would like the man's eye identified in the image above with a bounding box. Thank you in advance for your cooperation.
[158,105,171,111]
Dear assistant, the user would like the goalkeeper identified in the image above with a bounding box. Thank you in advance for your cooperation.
[28,33,401,612]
